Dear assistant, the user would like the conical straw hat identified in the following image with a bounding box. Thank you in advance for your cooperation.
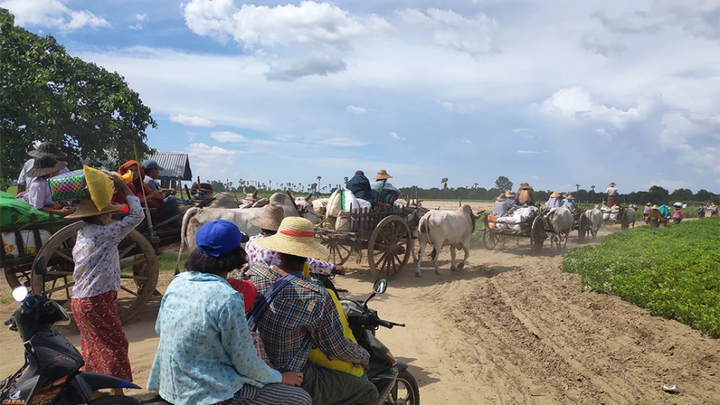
[255,217,328,260]
[66,199,125,219]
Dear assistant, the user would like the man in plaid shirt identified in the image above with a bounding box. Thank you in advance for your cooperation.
[244,217,378,405]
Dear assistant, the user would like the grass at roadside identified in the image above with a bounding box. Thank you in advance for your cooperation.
[562,217,720,338]
[159,251,186,273]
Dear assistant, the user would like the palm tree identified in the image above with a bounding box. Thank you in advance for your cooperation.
[441,178,449,199]
[473,183,478,189]
[316,176,322,192]
[591,185,596,203]
[344,176,349,184]
[575,184,580,192]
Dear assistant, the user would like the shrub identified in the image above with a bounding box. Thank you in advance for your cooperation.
[562,218,720,338]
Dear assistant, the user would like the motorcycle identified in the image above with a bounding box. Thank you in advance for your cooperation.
[1,256,141,405]
[328,275,420,405]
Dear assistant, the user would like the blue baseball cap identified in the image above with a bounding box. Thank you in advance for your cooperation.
[196,220,248,257]
[142,160,164,171]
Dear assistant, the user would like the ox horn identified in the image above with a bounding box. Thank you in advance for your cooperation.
[306,193,312,201]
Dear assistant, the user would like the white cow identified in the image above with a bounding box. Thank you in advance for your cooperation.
[621,207,637,230]
[415,205,479,277]
[176,193,320,272]
[547,206,573,250]
[312,198,329,217]
[585,207,603,239]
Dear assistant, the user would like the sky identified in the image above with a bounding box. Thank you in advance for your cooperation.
[2,0,719,193]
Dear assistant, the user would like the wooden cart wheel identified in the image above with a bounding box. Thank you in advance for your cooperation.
[324,236,353,266]
[530,215,545,254]
[483,228,498,250]
[31,222,159,324]
[368,215,411,279]
[578,212,589,243]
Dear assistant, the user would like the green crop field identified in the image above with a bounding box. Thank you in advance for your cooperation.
[562,217,720,338]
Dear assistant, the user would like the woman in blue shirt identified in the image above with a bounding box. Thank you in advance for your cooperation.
[148,220,310,405]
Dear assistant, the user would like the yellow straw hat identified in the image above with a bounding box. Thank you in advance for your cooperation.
[374,169,393,180]
[65,199,125,219]
[505,191,516,198]
[496,193,508,202]
[550,192,560,198]
[255,217,329,260]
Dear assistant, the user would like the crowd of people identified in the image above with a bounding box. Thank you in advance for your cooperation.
[490,182,581,219]
[345,170,400,208]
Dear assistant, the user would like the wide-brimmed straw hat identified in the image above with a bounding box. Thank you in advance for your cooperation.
[374,169,393,181]
[520,182,532,189]
[66,199,124,219]
[566,195,576,200]
[249,204,284,231]
[651,205,659,210]
[27,155,67,178]
[550,192,560,198]
[505,191,516,198]
[646,202,651,206]
[609,182,616,187]
[28,142,67,159]
[255,217,328,260]
[496,193,508,202]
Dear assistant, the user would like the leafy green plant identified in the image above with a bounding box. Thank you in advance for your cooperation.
[562,218,720,338]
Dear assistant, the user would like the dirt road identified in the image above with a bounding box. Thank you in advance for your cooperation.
[2,223,719,404]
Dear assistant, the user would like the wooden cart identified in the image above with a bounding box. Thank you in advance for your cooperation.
[482,210,547,254]
[315,205,427,279]
[1,211,183,324]
[571,207,591,242]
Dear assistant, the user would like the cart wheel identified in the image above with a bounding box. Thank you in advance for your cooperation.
[530,216,545,254]
[483,228,498,250]
[324,236,353,266]
[31,222,159,324]
[368,215,411,279]
[578,212,589,243]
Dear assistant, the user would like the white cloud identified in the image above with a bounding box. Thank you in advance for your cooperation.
[643,179,687,190]
[391,132,405,141]
[1,0,110,31]
[397,8,499,58]
[265,53,347,81]
[346,105,367,114]
[581,35,626,57]
[317,138,367,147]
[183,0,390,48]
[187,142,237,181]
[512,128,534,133]
[128,23,142,30]
[136,13,148,22]
[211,131,245,142]
[462,139,472,144]
[438,100,454,110]
[517,150,539,154]
[169,114,216,128]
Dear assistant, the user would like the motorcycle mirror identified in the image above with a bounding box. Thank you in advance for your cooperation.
[11,286,28,302]
[35,255,48,283]
[373,278,387,294]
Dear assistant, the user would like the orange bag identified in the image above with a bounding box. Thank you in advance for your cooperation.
[487,215,497,229]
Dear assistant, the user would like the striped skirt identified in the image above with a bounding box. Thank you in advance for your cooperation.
[71,291,132,381]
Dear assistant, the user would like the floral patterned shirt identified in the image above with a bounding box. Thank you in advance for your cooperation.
[245,233,334,275]
[148,272,281,405]
[71,195,144,299]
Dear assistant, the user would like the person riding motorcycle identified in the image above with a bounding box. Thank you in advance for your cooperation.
[243,217,378,405]
[147,220,310,405]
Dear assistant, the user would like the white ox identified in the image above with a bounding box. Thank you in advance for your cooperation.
[547,206,573,250]
[585,207,603,239]
[176,193,320,272]
[415,205,479,277]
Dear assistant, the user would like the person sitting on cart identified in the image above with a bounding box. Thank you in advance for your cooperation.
[16,142,71,193]
[244,204,345,277]
[148,220,310,405]
[112,160,165,221]
[347,170,390,208]
[562,195,576,211]
[22,155,74,217]
[516,182,535,206]
[142,160,181,221]
[492,193,513,217]
[505,191,518,207]
[606,182,620,207]
[242,217,377,405]
[371,169,400,206]
[546,192,561,209]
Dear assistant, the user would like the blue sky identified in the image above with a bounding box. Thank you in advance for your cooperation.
[3,0,719,193]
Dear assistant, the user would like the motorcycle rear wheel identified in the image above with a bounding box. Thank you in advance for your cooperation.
[88,396,141,405]
[391,369,420,405]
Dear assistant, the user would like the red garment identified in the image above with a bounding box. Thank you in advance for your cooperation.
[71,291,132,381]
[607,195,619,207]
[112,160,163,219]
[227,278,258,313]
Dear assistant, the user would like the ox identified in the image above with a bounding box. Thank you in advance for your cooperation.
[547,207,573,250]
[415,205,479,277]
[585,207,603,239]
[176,193,320,272]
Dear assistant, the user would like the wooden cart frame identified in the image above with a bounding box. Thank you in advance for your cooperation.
[315,205,426,279]
[482,211,547,254]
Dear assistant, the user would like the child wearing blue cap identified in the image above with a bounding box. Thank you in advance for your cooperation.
[148,220,310,405]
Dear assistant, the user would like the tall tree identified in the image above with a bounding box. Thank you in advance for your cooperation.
[495,176,513,192]
[441,178,449,199]
[0,10,157,187]
[344,176,349,184]
[575,184,580,191]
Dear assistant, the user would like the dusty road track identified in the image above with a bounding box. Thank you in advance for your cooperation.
[1,226,719,404]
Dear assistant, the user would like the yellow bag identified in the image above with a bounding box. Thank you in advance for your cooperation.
[308,288,365,377]
[83,165,115,211]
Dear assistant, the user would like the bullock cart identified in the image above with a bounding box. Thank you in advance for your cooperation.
[571,207,591,242]
[314,205,425,279]
[482,209,547,254]
[1,209,186,325]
